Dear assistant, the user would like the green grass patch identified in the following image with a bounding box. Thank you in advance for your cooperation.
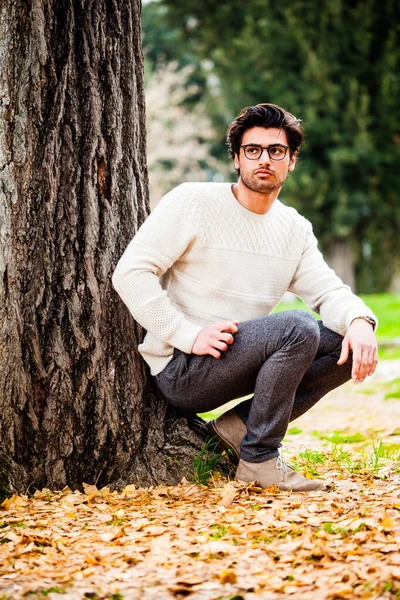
[209,524,228,539]
[313,430,367,444]
[384,378,400,400]
[30,589,66,597]
[287,426,303,435]
[287,439,400,478]
[322,521,366,537]
[289,448,327,476]
[355,378,400,400]
[379,346,400,360]
[188,439,224,485]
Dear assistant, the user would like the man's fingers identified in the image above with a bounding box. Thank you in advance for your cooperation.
[216,321,239,334]
[369,347,379,376]
[208,347,221,359]
[337,338,349,365]
[214,340,228,352]
[354,345,379,382]
[351,348,362,382]
[220,332,234,344]
[356,349,370,382]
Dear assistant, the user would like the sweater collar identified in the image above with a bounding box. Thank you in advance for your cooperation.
[224,183,280,222]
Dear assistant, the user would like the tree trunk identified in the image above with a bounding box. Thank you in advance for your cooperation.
[325,240,356,293]
[0,0,203,495]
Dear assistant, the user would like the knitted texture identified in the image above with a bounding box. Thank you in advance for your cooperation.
[112,182,377,375]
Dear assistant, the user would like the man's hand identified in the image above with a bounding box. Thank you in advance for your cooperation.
[337,318,378,384]
[192,321,240,359]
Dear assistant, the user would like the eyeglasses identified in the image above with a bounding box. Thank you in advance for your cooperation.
[241,144,290,161]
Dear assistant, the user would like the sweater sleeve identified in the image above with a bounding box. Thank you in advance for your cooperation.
[288,222,378,336]
[112,187,203,353]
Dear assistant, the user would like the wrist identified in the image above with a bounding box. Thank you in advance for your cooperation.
[351,316,376,331]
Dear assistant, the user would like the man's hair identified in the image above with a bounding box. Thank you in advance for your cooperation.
[226,103,304,160]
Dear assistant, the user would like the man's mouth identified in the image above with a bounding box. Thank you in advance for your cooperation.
[255,169,273,176]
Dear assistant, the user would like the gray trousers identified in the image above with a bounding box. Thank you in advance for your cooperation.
[154,311,352,463]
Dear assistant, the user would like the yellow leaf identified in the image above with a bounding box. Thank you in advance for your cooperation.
[220,482,238,507]
[381,514,395,530]
[0,494,28,510]
[83,483,99,495]
[220,569,237,584]
[85,554,100,565]
[98,526,123,542]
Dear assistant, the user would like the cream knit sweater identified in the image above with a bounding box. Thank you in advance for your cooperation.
[112,182,376,375]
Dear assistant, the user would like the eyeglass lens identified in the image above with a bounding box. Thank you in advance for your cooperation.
[244,145,287,161]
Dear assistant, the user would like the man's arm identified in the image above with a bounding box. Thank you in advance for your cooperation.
[288,223,378,383]
[112,188,203,353]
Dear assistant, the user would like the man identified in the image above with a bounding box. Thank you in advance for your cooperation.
[112,103,378,492]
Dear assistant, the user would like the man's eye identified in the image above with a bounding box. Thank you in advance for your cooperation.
[270,146,285,155]
[247,147,259,153]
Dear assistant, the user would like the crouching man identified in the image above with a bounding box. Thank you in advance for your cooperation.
[112,103,378,491]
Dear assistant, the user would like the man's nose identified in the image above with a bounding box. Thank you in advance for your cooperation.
[258,149,271,163]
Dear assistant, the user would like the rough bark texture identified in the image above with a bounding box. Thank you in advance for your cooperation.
[0,0,204,494]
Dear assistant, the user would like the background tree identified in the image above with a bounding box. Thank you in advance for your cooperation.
[146,62,229,206]
[146,0,400,292]
[0,0,203,495]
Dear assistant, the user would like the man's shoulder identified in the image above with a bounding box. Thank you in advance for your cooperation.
[276,200,312,232]
[163,181,229,202]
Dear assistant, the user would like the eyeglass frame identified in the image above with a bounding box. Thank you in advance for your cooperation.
[240,143,290,161]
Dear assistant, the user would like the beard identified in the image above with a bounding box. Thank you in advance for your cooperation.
[240,170,286,194]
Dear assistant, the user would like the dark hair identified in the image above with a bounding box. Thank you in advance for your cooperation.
[226,103,304,160]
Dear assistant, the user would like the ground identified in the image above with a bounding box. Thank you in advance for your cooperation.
[1,360,400,600]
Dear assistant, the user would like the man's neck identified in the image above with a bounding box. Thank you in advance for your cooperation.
[231,180,280,215]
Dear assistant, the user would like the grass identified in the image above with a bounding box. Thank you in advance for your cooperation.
[286,439,400,478]
[354,377,400,400]
[312,430,367,444]
[186,439,225,485]
[384,378,400,400]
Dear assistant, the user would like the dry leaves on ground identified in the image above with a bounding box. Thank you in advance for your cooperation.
[1,463,400,600]
[2,367,400,600]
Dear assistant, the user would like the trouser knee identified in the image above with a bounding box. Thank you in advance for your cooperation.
[287,310,320,353]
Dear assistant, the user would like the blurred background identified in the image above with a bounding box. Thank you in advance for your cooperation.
[142,0,400,298]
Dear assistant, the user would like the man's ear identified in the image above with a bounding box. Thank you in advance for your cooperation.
[288,150,298,172]
[234,153,240,171]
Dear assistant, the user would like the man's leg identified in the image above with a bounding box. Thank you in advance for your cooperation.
[155,310,320,462]
[234,320,352,426]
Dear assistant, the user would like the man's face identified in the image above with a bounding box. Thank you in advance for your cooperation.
[234,126,297,194]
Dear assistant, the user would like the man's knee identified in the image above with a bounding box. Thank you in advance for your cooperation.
[288,310,320,348]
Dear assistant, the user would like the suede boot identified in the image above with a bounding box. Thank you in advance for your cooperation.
[236,456,326,491]
[206,409,247,465]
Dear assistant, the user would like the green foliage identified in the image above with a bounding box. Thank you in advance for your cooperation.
[209,524,228,539]
[146,0,400,291]
[286,427,303,435]
[314,430,367,444]
[384,378,400,400]
[36,588,66,597]
[187,439,224,485]
[358,294,400,339]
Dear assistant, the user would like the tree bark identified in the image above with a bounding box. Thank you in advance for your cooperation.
[0,0,204,495]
